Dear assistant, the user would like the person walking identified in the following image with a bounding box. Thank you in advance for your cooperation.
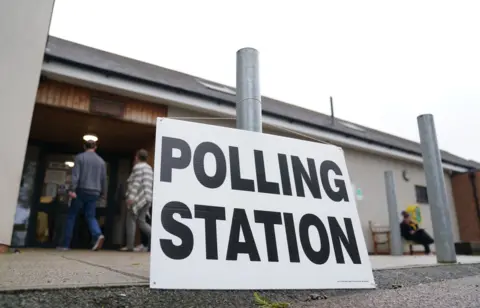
[121,149,154,252]
[136,206,152,252]
[58,140,107,251]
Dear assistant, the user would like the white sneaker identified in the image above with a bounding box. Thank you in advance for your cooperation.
[92,235,105,251]
[134,244,148,252]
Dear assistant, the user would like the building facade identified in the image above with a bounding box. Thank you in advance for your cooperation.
[1,36,477,253]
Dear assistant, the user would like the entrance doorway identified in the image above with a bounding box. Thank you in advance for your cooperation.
[29,151,118,249]
[15,104,156,249]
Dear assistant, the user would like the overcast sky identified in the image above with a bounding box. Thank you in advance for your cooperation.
[49,0,480,161]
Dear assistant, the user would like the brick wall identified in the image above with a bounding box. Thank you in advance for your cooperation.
[452,172,480,242]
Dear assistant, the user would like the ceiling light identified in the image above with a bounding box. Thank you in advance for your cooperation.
[83,134,98,142]
[65,161,75,168]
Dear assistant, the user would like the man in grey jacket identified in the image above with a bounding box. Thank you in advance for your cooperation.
[58,140,107,251]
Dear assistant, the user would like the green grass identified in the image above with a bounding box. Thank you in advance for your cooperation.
[253,292,289,308]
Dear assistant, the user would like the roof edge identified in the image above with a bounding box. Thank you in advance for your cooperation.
[42,38,476,170]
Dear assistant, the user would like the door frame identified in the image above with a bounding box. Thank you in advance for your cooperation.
[25,139,130,249]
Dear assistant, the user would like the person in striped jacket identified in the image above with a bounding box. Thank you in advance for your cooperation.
[121,149,154,252]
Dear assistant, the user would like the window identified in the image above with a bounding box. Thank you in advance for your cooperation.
[90,96,125,117]
[415,185,429,204]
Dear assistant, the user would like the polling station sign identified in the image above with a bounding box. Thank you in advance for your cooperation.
[150,118,375,290]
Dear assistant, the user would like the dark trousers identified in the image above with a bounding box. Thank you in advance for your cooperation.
[411,229,434,254]
[62,190,102,248]
[140,206,152,248]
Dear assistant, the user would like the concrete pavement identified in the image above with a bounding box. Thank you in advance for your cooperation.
[3,263,480,307]
[0,249,149,291]
[369,254,480,270]
[2,249,480,291]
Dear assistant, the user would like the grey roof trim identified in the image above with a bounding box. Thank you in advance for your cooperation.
[43,36,477,170]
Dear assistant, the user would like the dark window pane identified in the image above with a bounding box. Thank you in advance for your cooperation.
[415,185,429,204]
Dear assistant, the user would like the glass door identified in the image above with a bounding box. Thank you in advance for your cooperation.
[32,153,113,248]
[34,154,75,247]
[11,146,40,247]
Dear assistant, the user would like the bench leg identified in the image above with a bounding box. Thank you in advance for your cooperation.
[409,244,413,255]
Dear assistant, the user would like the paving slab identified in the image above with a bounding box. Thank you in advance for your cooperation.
[0,249,148,291]
[369,255,480,270]
[59,250,150,279]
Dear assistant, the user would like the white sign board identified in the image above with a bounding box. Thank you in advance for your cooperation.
[150,118,375,290]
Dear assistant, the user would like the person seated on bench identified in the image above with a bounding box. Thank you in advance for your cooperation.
[400,211,434,255]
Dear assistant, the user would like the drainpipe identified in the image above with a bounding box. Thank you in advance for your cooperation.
[330,96,335,126]
[467,171,480,238]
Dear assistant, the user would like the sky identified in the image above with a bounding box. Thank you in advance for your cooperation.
[49,0,480,161]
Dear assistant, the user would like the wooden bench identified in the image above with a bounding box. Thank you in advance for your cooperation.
[403,240,415,255]
[369,221,391,255]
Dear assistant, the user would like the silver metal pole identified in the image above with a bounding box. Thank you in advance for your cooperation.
[417,114,457,263]
[236,48,262,132]
[384,171,403,256]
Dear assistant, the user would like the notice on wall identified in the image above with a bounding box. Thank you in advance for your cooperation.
[44,170,66,185]
[45,183,58,197]
[356,187,364,201]
[150,118,375,290]
[351,184,364,201]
